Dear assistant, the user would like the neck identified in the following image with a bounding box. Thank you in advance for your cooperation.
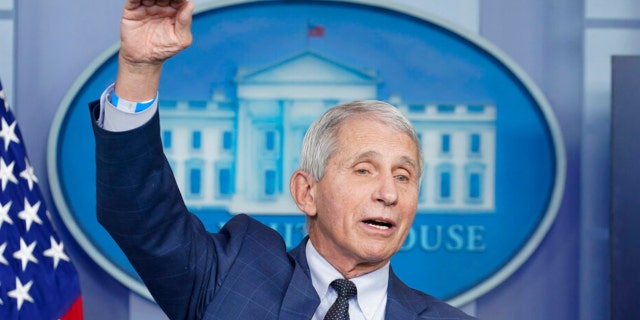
[308,233,388,279]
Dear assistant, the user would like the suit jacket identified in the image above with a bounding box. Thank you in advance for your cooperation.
[89,101,475,320]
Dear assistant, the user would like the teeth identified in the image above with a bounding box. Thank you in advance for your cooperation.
[365,220,391,229]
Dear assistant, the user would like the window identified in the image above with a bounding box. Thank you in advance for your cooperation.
[214,162,234,199]
[185,159,204,198]
[188,100,207,109]
[436,163,454,203]
[159,100,177,109]
[265,170,277,196]
[469,173,480,199]
[469,133,481,155]
[263,129,281,154]
[324,99,339,107]
[437,104,455,113]
[190,168,201,195]
[441,134,451,154]
[465,163,485,204]
[162,130,172,149]
[219,168,232,195]
[222,131,233,151]
[467,105,485,113]
[440,171,451,199]
[218,102,235,110]
[192,131,202,150]
[409,104,426,113]
[265,131,276,151]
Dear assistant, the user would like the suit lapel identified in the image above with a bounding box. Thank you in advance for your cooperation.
[386,298,420,320]
[279,241,435,319]
[385,267,426,320]
[279,238,320,319]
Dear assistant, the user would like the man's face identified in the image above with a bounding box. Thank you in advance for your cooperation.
[306,117,420,275]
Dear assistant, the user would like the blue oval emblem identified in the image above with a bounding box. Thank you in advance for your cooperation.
[48,0,564,306]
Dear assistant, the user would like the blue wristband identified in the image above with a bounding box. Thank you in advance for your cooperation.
[110,90,156,113]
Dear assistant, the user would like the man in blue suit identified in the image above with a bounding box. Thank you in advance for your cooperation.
[91,0,477,319]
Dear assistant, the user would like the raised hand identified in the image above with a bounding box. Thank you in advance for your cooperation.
[115,0,195,101]
[120,0,194,66]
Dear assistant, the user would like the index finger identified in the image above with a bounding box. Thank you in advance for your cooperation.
[124,0,142,10]
[170,0,189,9]
[124,0,188,9]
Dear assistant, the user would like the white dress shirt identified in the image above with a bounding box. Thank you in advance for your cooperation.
[307,241,389,320]
[98,84,157,131]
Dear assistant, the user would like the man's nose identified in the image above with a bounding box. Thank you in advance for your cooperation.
[374,174,399,206]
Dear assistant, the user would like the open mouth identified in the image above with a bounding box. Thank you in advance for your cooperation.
[363,219,393,230]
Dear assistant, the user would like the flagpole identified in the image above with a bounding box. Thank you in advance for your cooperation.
[305,20,310,50]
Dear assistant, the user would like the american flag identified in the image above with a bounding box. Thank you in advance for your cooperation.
[307,22,325,37]
[0,79,82,319]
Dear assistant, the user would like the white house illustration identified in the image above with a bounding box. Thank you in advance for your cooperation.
[159,51,495,215]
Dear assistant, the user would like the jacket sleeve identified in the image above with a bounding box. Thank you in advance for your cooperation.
[89,100,243,319]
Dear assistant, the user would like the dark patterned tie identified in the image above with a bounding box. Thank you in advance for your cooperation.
[324,279,358,320]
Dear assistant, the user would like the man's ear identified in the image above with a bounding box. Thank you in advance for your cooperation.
[290,170,317,217]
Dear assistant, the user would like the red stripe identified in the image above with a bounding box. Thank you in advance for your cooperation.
[61,296,83,320]
[308,25,325,37]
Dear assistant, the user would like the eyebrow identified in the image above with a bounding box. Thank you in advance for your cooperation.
[399,155,418,173]
[351,151,418,172]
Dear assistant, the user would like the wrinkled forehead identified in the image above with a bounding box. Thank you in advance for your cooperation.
[333,117,421,158]
[335,115,418,142]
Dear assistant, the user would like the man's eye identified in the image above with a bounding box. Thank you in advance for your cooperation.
[396,175,409,182]
[356,169,369,175]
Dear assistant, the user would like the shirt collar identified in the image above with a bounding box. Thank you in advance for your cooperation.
[306,240,389,319]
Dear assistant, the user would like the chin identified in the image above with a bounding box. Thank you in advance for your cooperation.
[359,249,394,264]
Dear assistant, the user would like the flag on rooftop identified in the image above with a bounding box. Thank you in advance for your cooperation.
[307,22,325,37]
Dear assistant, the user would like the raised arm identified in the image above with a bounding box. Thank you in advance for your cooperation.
[114,0,194,102]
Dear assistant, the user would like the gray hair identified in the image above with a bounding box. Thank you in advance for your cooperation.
[298,100,423,182]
